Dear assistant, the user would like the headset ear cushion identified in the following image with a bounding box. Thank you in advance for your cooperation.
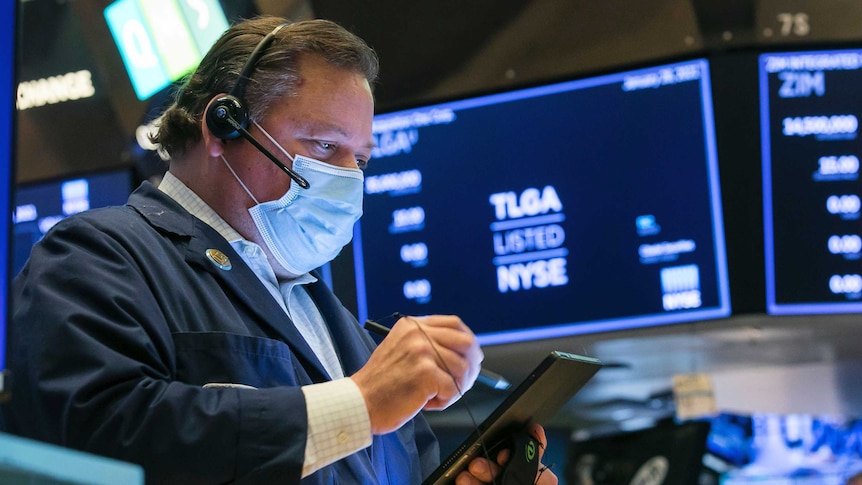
[205,95,248,140]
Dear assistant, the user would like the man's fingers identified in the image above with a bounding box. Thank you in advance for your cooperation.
[528,424,548,460]
[456,457,501,484]
[405,316,481,358]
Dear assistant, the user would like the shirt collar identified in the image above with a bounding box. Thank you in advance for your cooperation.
[158,171,316,284]
[158,171,244,243]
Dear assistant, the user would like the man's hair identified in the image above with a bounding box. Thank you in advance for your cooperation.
[151,16,379,159]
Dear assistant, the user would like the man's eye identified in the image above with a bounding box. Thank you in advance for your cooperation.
[356,159,369,170]
[319,142,334,151]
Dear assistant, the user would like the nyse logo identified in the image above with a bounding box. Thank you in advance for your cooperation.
[496,258,568,293]
[660,264,702,310]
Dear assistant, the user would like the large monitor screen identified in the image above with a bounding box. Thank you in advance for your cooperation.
[12,169,134,277]
[103,0,229,100]
[1,0,16,397]
[761,49,862,315]
[354,58,730,345]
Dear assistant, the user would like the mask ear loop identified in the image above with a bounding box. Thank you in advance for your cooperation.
[220,154,261,205]
[252,120,296,163]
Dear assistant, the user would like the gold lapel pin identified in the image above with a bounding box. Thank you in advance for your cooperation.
[206,249,232,270]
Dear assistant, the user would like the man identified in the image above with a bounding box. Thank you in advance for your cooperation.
[2,16,556,484]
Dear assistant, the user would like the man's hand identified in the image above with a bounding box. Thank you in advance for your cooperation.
[351,315,483,434]
[455,424,558,485]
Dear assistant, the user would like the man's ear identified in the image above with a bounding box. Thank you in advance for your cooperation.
[202,95,230,158]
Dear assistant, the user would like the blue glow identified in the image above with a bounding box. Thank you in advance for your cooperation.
[699,60,732,321]
[476,307,731,346]
[0,0,15,383]
[761,52,780,314]
[352,222,370,322]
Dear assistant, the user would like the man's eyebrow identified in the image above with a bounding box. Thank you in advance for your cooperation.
[298,119,345,136]
[299,119,375,150]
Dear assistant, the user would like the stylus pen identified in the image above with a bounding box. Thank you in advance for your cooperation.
[364,319,511,391]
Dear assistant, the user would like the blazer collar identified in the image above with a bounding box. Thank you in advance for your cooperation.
[128,182,331,382]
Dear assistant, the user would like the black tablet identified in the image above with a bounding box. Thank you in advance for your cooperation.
[423,351,603,485]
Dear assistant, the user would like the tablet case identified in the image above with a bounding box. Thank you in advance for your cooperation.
[423,351,603,485]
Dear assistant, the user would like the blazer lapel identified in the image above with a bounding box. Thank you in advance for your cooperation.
[183,228,331,383]
[129,183,331,382]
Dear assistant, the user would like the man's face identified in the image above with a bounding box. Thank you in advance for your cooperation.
[226,54,375,205]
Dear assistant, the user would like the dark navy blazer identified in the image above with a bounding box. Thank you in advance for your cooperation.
[1,182,439,484]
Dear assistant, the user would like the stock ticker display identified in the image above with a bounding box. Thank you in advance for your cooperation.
[762,49,862,314]
[354,59,731,344]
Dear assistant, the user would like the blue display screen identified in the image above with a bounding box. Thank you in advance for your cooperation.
[354,58,730,345]
[1,1,16,392]
[761,49,862,315]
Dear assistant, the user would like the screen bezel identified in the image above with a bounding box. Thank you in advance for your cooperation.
[1,0,18,400]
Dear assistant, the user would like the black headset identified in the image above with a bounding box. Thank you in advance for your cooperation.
[205,23,310,189]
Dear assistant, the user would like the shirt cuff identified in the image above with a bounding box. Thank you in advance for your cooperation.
[300,377,372,477]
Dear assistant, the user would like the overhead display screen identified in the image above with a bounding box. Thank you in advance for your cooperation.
[104,0,228,100]
[355,59,730,345]
[761,49,862,315]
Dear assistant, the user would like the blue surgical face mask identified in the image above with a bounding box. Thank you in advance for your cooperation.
[222,121,364,275]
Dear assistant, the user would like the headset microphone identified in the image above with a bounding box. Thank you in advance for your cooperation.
[205,23,310,189]
[207,98,310,189]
